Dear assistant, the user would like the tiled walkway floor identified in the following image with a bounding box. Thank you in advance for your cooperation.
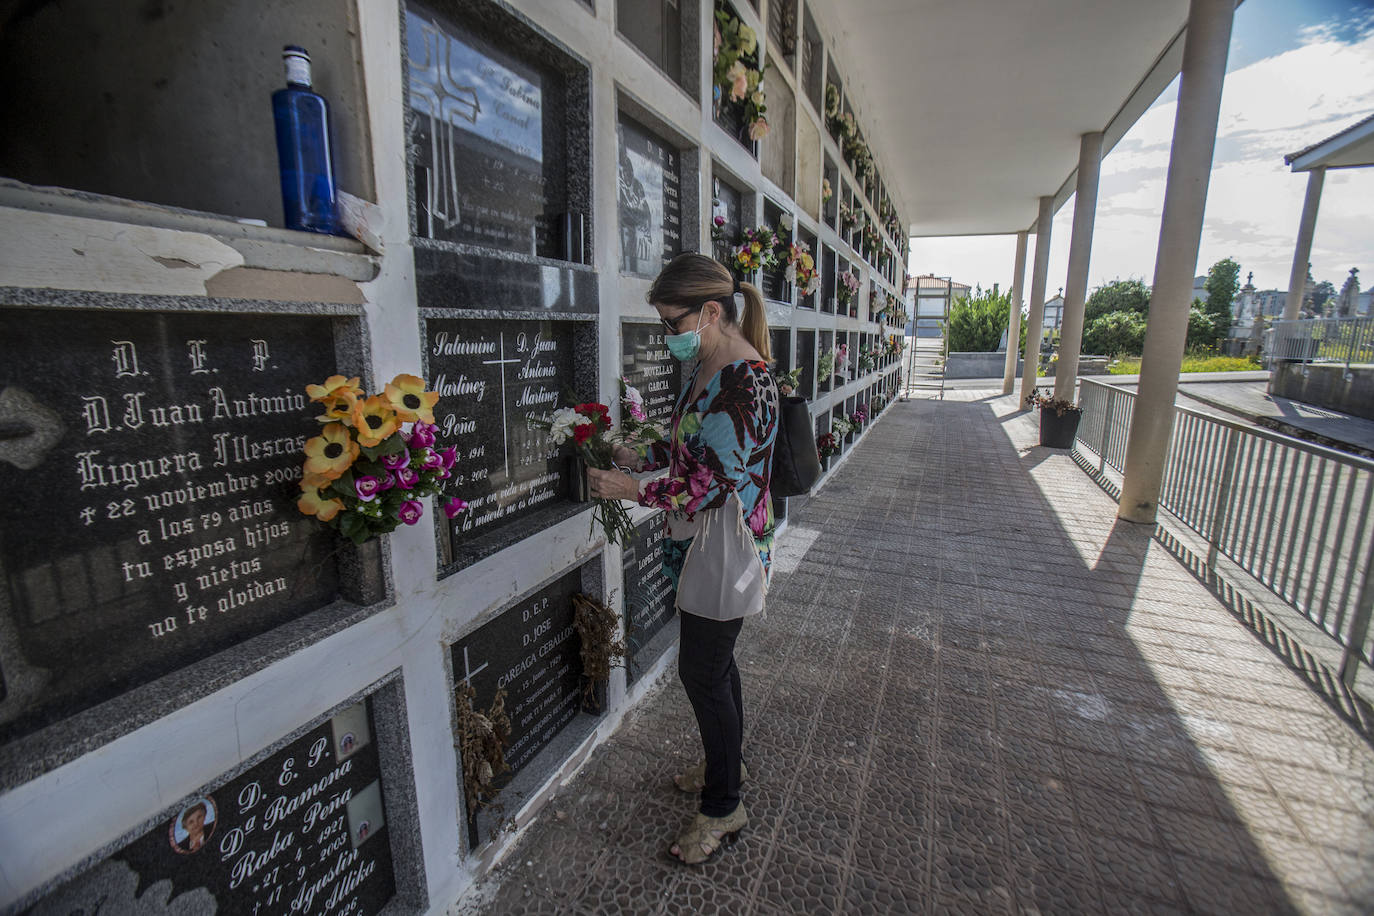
[460,391,1374,915]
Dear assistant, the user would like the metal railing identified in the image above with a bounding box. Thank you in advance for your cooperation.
[1270,315,1374,376]
[1075,378,1374,687]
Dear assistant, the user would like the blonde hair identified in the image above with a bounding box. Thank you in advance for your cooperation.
[648,253,770,360]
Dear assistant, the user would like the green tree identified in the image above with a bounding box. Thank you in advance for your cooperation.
[1084,278,1151,322]
[1201,257,1240,345]
[1082,309,1148,356]
[1311,280,1337,315]
[1186,299,1219,350]
[944,286,1022,352]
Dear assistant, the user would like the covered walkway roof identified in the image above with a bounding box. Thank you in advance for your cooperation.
[814,0,1196,237]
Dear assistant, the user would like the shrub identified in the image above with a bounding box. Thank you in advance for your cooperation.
[1085,279,1150,323]
[1082,310,1147,356]
[945,287,1023,352]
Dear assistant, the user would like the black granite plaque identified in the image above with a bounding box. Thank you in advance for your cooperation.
[617,115,682,278]
[620,517,675,683]
[408,6,557,257]
[26,698,395,915]
[413,247,598,315]
[451,567,584,798]
[621,322,681,428]
[712,176,743,269]
[425,318,576,559]
[0,309,344,743]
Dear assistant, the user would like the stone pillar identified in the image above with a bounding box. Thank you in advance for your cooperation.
[1003,230,1029,394]
[1283,167,1325,320]
[1119,0,1235,524]
[1053,131,1104,402]
[1018,196,1055,407]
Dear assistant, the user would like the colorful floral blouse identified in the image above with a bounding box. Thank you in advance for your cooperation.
[637,359,779,588]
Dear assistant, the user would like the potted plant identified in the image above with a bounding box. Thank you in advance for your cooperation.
[1025,388,1083,449]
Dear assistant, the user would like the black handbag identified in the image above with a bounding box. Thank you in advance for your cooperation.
[771,394,823,497]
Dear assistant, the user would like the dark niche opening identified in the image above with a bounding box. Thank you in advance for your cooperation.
[711,172,744,270]
[617,0,700,100]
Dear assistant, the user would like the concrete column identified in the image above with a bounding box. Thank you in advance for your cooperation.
[1002,230,1029,394]
[1119,0,1235,524]
[1018,196,1055,407]
[1053,131,1104,402]
[1283,167,1325,320]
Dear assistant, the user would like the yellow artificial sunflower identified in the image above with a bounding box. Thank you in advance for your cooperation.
[305,375,362,403]
[352,395,400,448]
[383,374,440,425]
[297,482,344,522]
[303,422,359,479]
[316,387,359,425]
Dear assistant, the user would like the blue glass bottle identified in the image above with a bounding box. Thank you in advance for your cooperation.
[272,46,340,234]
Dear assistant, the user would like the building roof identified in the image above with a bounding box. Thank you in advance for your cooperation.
[1285,113,1374,172]
[813,0,1196,237]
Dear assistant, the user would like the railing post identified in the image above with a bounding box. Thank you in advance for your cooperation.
[1339,545,1374,689]
[1206,427,1241,571]
[1099,386,1116,474]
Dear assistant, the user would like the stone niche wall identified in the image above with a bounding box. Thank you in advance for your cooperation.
[0,0,374,227]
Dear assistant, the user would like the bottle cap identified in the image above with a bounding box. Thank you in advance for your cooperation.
[282,45,312,87]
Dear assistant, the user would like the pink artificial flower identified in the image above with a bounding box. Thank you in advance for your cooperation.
[713,215,726,227]
[398,500,424,525]
[379,471,396,491]
[726,61,749,101]
[382,450,410,471]
[748,117,770,141]
[420,448,445,470]
[354,475,383,502]
[408,423,436,449]
[393,467,419,490]
[438,446,458,469]
[444,497,469,519]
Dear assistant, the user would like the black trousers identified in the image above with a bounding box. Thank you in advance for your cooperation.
[677,611,745,817]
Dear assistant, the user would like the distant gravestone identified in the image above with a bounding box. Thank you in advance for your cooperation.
[620,322,681,428]
[620,516,675,682]
[25,698,396,915]
[0,309,349,743]
[425,317,577,563]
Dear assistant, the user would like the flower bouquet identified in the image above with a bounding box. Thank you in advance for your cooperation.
[834,344,850,380]
[732,224,781,274]
[858,345,877,373]
[776,365,803,394]
[713,9,769,141]
[830,416,854,440]
[822,178,833,204]
[817,432,840,459]
[838,203,858,234]
[837,271,860,309]
[784,241,820,297]
[617,377,665,444]
[816,349,835,383]
[298,374,467,544]
[528,400,638,546]
[850,405,868,428]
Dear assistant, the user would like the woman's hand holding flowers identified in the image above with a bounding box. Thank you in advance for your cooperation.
[587,466,639,502]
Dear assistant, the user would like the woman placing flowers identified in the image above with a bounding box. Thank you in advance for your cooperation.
[587,253,778,866]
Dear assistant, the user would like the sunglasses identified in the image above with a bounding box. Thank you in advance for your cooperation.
[659,299,715,334]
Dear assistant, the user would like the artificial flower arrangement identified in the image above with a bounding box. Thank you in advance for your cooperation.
[824,83,841,125]
[830,416,855,439]
[298,374,467,544]
[711,210,728,243]
[838,203,858,234]
[884,334,906,358]
[784,241,820,296]
[817,431,840,459]
[713,8,769,142]
[850,405,868,428]
[836,270,860,308]
[776,365,803,393]
[822,177,833,204]
[858,345,877,373]
[816,349,835,383]
[732,224,782,274]
[862,222,882,258]
[871,394,887,416]
[834,343,850,380]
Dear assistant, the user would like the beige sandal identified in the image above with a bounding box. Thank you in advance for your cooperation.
[668,804,749,865]
[672,758,750,793]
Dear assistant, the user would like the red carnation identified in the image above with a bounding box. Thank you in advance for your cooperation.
[573,422,596,445]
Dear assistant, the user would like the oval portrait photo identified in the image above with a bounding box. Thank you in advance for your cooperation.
[167,796,217,855]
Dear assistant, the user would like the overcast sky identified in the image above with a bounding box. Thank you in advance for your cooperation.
[908,0,1374,300]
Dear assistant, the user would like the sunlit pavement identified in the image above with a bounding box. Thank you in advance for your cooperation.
[458,390,1374,915]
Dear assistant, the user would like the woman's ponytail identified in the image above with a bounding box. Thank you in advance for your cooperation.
[737,280,770,360]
